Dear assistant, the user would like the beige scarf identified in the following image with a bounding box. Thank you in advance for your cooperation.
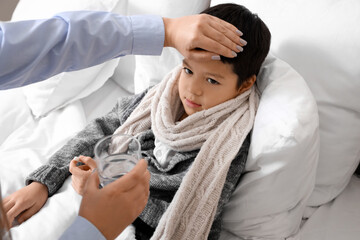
[112,65,259,239]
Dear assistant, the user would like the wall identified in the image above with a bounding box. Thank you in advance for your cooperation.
[0,0,19,21]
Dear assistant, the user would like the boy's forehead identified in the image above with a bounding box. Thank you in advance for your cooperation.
[182,58,235,77]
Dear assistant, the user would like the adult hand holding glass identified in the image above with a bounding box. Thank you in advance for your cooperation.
[77,159,150,240]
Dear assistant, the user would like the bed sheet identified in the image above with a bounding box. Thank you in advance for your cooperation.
[299,175,360,240]
[0,87,86,239]
[0,78,133,239]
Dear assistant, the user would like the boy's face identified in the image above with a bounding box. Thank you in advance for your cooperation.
[178,58,249,119]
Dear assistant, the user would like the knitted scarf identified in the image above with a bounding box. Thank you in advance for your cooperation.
[112,65,259,239]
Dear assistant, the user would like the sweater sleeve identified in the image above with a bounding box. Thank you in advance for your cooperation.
[25,102,122,196]
[25,88,149,196]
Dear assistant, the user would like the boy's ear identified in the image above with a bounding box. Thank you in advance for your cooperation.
[238,75,256,94]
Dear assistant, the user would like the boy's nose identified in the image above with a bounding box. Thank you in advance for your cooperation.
[187,78,202,96]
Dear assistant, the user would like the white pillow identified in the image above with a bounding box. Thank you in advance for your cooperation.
[0,88,30,145]
[21,62,120,118]
[12,0,121,117]
[219,54,319,239]
[12,0,119,20]
[212,0,360,207]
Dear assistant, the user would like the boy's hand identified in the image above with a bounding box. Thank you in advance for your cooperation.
[79,159,150,240]
[69,156,97,196]
[163,14,246,61]
[2,182,48,227]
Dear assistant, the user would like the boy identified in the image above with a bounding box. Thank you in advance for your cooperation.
[4,3,271,239]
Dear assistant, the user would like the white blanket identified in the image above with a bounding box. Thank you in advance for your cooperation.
[0,87,84,240]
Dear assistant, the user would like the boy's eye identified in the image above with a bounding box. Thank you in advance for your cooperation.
[183,67,193,75]
[207,78,219,85]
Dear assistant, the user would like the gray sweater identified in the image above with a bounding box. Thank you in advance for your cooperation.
[26,90,250,239]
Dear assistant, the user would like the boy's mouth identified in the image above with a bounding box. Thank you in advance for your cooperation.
[185,98,201,108]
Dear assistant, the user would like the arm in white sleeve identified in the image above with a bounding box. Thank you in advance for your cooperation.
[0,11,164,90]
[59,216,106,240]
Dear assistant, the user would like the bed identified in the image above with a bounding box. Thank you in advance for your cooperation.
[1,0,359,239]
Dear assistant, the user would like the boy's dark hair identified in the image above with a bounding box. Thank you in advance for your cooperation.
[202,3,271,88]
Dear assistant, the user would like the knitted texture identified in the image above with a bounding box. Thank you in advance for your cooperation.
[112,65,259,239]
[133,130,250,240]
[26,91,148,196]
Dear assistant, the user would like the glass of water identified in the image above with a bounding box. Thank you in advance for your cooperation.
[94,134,141,187]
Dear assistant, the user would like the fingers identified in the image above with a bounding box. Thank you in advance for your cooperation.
[69,159,78,174]
[164,14,247,60]
[3,201,15,227]
[185,49,221,62]
[184,36,236,61]
[78,156,97,169]
[209,14,244,39]
[3,196,25,227]
[69,160,88,175]
[206,21,245,49]
[207,13,240,34]
[207,18,241,43]
[69,156,96,175]
[2,197,15,213]
[187,35,237,60]
[1,183,48,228]
[71,156,98,195]
[17,205,40,224]
[5,202,28,227]
[190,14,244,56]
[202,14,247,58]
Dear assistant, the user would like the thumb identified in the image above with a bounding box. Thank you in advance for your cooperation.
[84,169,100,193]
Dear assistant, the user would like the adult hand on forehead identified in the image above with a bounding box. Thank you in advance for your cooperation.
[163,14,247,61]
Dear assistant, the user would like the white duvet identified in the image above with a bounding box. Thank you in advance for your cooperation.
[0,87,84,240]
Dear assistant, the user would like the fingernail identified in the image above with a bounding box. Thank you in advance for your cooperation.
[211,55,221,60]
[240,38,247,46]
[73,156,79,161]
[231,51,237,57]
[236,29,243,36]
[236,45,243,52]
